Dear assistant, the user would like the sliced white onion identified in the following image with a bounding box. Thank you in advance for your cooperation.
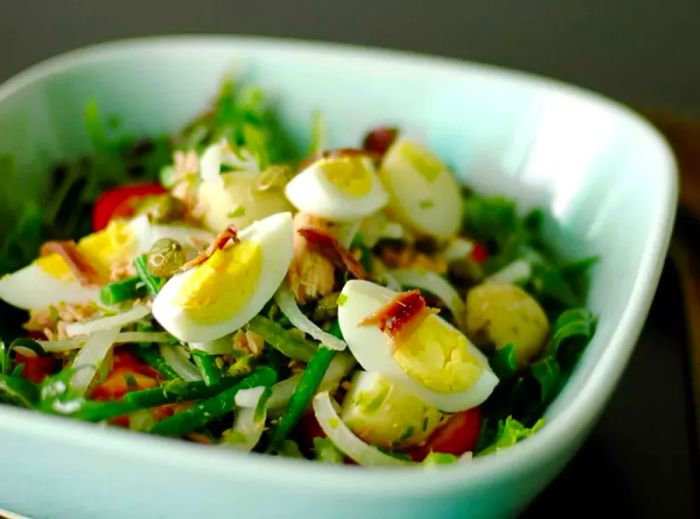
[159,344,202,381]
[199,142,224,187]
[65,306,151,338]
[222,146,261,173]
[268,352,356,415]
[38,331,172,353]
[188,336,233,355]
[312,391,411,467]
[390,269,466,325]
[115,331,173,344]
[70,327,120,395]
[267,373,303,413]
[274,286,347,351]
[222,387,269,452]
[485,259,532,285]
[235,386,266,408]
[443,238,474,263]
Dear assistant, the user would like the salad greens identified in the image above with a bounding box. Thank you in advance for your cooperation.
[0,78,598,467]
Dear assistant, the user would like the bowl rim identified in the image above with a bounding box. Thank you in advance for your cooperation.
[0,35,678,496]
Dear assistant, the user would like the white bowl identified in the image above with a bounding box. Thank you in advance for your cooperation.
[0,37,677,519]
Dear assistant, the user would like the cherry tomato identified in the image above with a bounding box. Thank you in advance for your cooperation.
[92,182,167,231]
[410,407,481,461]
[91,349,159,401]
[362,127,398,156]
[15,353,56,384]
[470,243,489,264]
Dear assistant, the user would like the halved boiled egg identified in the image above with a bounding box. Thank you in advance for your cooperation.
[0,217,213,311]
[284,155,388,221]
[337,280,498,412]
[152,212,294,343]
[379,139,462,239]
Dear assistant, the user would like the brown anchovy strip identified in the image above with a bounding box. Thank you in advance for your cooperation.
[40,241,101,286]
[180,226,239,271]
[297,227,368,280]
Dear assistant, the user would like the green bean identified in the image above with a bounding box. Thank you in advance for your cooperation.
[270,346,335,447]
[99,277,147,305]
[192,351,221,386]
[71,400,136,422]
[150,368,277,436]
[123,374,246,408]
[135,346,180,380]
[247,316,317,362]
[133,254,162,295]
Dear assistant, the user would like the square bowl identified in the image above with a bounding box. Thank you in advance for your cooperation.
[0,36,677,519]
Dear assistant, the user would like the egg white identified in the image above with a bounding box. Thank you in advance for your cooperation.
[0,217,214,311]
[337,279,498,412]
[284,156,388,221]
[152,212,294,343]
[379,139,462,239]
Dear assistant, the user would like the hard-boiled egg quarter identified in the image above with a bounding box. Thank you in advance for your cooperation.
[284,155,388,221]
[337,279,498,412]
[152,212,294,343]
[379,139,462,239]
[0,217,214,311]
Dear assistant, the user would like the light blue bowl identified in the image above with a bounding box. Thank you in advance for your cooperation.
[0,37,677,519]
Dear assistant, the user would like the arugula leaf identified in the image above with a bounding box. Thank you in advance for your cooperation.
[462,195,517,247]
[548,308,596,355]
[477,416,545,456]
[530,356,561,403]
[0,374,40,408]
[489,344,518,380]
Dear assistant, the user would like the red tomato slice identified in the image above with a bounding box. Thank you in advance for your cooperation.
[470,243,489,264]
[92,182,167,231]
[15,353,56,384]
[410,407,481,461]
[91,349,160,401]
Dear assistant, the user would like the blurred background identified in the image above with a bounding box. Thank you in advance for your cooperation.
[0,1,698,517]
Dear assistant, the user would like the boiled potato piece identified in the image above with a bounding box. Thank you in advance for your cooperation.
[198,171,292,231]
[379,139,462,240]
[341,371,444,449]
[465,283,549,367]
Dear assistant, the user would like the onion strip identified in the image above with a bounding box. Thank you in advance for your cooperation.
[222,386,270,452]
[65,305,151,338]
[485,259,532,285]
[38,331,172,352]
[70,327,120,395]
[312,391,411,467]
[158,344,202,381]
[274,286,347,351]
[268,352,355,414]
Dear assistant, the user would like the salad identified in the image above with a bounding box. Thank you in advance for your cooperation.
[0,80,596,467]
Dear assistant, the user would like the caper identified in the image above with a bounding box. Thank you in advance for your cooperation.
[147,238,186,278]
[136,194,185,223]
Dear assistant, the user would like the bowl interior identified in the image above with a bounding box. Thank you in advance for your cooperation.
[0,37,677,518]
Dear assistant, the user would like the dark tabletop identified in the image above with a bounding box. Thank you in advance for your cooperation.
[1,2,698,517]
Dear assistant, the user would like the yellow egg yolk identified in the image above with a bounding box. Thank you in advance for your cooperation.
[392,314,483,393]
[35,220,137,282]
[396,140,444,182]
[174,240,262,324]
[320,157,372,196]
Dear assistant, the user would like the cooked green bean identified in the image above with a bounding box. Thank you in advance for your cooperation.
[192,351,221,386]
[247,316,316,362]
[133,254,162,295]
[150,368,277,436]
[99,277,147,305]
[270,346,335,447]
[123,374,246,408]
